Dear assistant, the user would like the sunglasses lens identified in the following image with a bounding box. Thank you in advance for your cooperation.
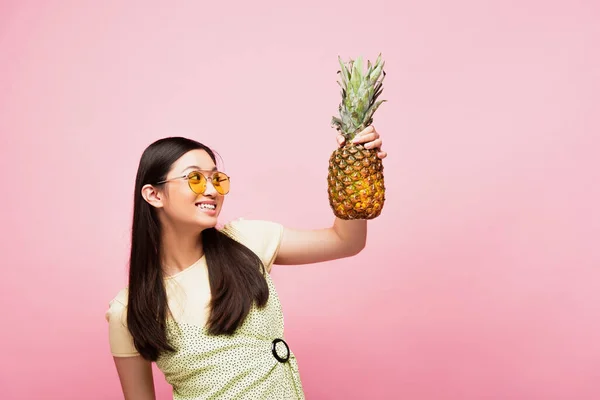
[187,172,206,194]
[212,172,230,195]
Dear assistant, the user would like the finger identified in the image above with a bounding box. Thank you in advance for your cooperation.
[352,126,376,143]
[352,131,379,144]
[353,131,380,144]
[336,135,345,146]
[360,126,376,136]
[364,138,383,150]
[377,151,387,159]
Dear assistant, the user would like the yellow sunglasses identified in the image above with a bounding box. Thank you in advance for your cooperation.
[156,170,231,195]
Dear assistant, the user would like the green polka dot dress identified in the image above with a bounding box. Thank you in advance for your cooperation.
[106,219,305,399]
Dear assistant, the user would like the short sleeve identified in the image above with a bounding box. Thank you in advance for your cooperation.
[105,290,140,357]
[221,218,284,272]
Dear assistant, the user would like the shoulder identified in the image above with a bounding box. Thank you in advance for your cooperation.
[106,287,129,317]
[220,218,284,272]
[221,218,283,238]
[105,287,140,357]
[105,287,129,330]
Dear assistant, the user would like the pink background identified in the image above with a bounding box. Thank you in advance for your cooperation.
[1,1,599,399]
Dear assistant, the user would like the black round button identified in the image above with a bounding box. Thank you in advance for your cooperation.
[271,338,290,363]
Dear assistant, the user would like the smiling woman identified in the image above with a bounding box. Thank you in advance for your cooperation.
[106,131,387,399]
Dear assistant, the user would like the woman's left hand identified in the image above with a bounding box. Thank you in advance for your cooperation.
[336,125,387,159]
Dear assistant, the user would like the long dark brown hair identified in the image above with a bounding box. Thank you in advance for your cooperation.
[126,137,269,361]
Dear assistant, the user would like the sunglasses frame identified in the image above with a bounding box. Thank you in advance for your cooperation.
[155,170,231,195]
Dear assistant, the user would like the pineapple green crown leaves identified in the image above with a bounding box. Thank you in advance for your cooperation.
[331,54,387,141]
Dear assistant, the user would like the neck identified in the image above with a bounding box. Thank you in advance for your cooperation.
[160,222,204,276]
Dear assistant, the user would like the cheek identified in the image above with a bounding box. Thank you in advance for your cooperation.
[164,185,196,209]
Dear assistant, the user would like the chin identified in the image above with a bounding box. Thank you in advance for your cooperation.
[195,213,219,228]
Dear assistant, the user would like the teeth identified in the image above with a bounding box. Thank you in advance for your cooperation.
[197,203,216,210]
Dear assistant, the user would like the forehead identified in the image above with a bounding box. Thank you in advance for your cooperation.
[170,149,216,173]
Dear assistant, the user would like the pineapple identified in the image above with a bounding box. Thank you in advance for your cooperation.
[328,54,386,220]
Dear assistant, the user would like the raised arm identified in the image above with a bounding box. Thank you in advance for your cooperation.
[274,126,386,266]
[275,219,367,265]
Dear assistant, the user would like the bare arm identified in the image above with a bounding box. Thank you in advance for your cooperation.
[275,219,367,265]
[113,356,156,400]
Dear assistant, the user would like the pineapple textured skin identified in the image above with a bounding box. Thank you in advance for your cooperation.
[328,143,385,220]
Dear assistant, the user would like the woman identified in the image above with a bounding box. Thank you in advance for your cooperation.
[106,126,386,399]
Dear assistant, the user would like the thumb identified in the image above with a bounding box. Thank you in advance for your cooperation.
[336,134,345,147]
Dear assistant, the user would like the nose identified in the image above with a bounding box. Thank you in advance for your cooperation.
[202,177,218,197]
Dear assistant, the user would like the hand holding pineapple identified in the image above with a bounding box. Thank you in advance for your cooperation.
[328,54,387,220]
[242,55,389,267]
[335,125,387,160]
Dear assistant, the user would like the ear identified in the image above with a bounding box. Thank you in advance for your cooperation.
[141,184,164,208]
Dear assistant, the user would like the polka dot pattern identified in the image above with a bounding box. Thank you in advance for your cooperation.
[157,273,305,400]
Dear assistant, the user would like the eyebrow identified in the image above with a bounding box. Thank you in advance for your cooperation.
[182,165,218,173]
